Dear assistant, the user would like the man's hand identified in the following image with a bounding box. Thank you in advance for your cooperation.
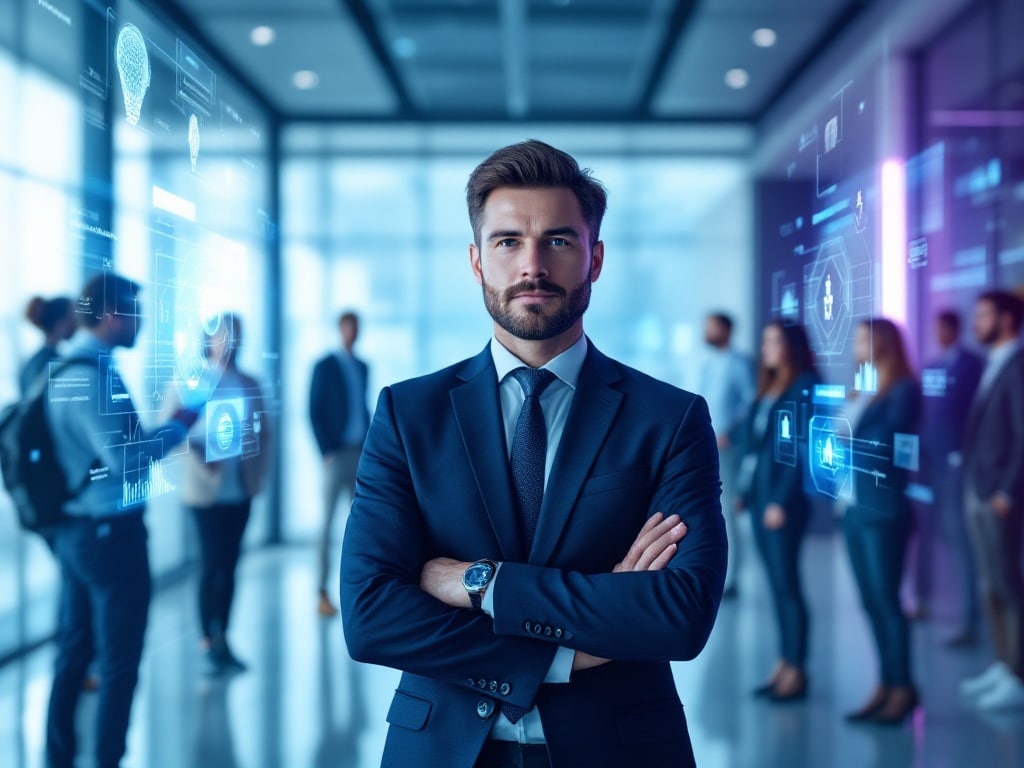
[717,434,730,450]
[991,493,1014,518]
[420,557,473,608]
[613,512,688,573]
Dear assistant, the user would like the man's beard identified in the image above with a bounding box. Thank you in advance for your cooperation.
[482,277,591,341]
[977,322,999,346]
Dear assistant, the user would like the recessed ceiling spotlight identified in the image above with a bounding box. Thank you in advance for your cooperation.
[293,70,319,90]
[393,37,417,59]
[250,25,275,46]
[725,68,749,89]
[752,27,776,48]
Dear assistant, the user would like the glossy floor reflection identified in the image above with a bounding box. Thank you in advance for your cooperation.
[2,529,1023,768]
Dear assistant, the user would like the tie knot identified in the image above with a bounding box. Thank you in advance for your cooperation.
[510,367,556,399]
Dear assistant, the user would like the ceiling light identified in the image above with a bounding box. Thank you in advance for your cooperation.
[292,70,319,90]
[752,27,776,48]
[725,68,749,89]
[250,25,275,46]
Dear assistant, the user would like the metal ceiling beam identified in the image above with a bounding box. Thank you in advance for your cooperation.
[638,0,699,117]
[500,0,530,118]
[340,0,416,115]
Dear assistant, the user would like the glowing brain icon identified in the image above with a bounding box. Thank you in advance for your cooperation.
[116,24,151,125]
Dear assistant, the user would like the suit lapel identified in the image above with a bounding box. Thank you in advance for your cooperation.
[451,347,527,562]
[530,344,623,565]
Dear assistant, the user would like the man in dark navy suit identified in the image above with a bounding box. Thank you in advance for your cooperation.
[917,310,983,644]
[341,140,726,767]
[309,311,370,616]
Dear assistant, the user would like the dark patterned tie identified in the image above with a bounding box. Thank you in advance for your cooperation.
[502,367,556,725]
[509,367,557,550]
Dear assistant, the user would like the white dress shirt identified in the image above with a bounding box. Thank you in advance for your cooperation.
[480,333,587,743]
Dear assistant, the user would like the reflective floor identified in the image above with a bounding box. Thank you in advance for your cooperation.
[2,526,1023,768]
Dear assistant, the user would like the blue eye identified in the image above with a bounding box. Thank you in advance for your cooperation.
[550,238,570,247]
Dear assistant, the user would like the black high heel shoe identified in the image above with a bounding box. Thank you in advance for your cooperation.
[870,686,919,725]
[846,685,889,722]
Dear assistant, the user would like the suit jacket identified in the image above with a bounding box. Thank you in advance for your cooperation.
[340,342,726,768]
[735,371,818,521]
[963,348,1024,503]
[921,346,983,468]
[309,352,369,456]
[848,377,921,523]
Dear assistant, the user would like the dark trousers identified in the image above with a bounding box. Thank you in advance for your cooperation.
[190,500,251,640]
[750,509,809,667]
[844,514,913,687]
[933,464,978,628]
[46,515,151,768]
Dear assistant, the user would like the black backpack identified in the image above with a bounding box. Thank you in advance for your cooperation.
[0,357,94,533]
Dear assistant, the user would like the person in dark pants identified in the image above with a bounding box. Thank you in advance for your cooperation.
[842,318,922,725]
[959,290,1024,711]
[45,273,200,768]
[735,321,818,702]
[309,311,370,617]
[915,310,983,644]
[19,295,78,395]
[164,313,271,676]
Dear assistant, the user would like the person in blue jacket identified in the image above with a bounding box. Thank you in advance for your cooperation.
[841,318,922,725]
[735,320,818,702]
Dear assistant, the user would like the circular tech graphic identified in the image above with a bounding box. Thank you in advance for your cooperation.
[206,399,243,461]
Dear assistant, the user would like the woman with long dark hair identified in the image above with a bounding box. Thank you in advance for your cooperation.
[842,318,922,724]
[736,320,819,701]
[20,295,77,394]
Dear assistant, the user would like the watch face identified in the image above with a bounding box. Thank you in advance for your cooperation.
[464,562,494,591]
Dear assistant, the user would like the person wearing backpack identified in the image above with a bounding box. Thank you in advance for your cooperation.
[18,295,78,396]
[44,273,202,768]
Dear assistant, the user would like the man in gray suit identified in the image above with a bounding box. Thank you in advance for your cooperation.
[959,290,1024,711]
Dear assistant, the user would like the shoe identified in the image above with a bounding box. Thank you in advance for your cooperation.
[871,686,919,725]
[944,628,978,649]
[318,590,339,617]
[846,685,889,722]
[961,662,1011,699]
[752,680,777,698]
[975,673,1024,711]
[219,645,248,673]
[201,647,226,678]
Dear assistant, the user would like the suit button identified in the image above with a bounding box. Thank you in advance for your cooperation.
[500,682,511,696]
[532,623,542,634]
[477,678,487,689]
[554,628,563,638]
[489,680,498,692]
[524,620,533,633]
[477,700,495,719]
[466,678,476,688]
[544,626,552,636]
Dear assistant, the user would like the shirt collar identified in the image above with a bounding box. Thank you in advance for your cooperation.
[988,339,1020,365]
[490,333,588,391]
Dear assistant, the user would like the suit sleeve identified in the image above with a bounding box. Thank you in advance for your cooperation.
[308,361,332,456]
[491,395,726,661]
[999,358,1024,501]
[340,387,558,709]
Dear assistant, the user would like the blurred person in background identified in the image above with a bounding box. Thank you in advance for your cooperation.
[841,318,922,725]
[309,310,370,617]
[700,311,755,598]
[959,290,1024,711]
[912,310,983,645]
[46,273,201,768]
[163,313,272,676]
[735,321,818,702]
[19,295,78,395]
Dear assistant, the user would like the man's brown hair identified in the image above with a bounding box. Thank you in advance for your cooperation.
[466,139,607,247]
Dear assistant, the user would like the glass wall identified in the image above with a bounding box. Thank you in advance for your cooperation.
[0,0,276,661]
[281,125,752,539]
